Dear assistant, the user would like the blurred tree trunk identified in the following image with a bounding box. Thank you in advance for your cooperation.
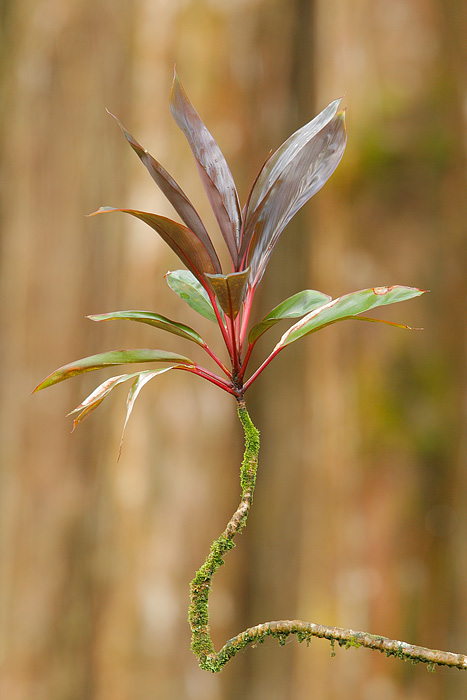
[0,2,135,699]
[292,1,467,699]
[1,1,465,700]
[241,1,317,698]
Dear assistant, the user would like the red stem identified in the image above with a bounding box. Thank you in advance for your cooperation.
[202,343,230,377]
[242,346,283,392]
[179,365,235,395]
[227,314,240,375]
[237,342,254,380]
[206,286,234,358]
[239,286,254,353]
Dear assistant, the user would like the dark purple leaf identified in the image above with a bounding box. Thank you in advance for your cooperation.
[170,71,241,265]
[107,110,221,273]
[244,98,342,224]
[88,207,218,282]
[242,103,347,287]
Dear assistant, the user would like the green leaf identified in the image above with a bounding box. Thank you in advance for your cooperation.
[248,289,332,344]
[166,269,218,322]
[275,285,426,349]
[87,310,205,347]
[33,349,194,392]
[205,269,250,319]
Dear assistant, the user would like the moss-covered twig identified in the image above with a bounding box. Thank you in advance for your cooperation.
[211,620,467,672]
[189,398,259,670]
[189,400,467,674]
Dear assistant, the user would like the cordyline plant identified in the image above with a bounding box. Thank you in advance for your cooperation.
[35,73,467,675]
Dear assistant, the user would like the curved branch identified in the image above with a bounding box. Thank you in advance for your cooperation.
[189,399,258,669]
[213,620,467,672]
[188,400,467,674]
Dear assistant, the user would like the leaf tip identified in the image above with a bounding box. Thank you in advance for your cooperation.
[86,206,117,218]
[32,376,49,393]
[105,108,128,135]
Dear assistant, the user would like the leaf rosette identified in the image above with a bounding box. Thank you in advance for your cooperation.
[35,73,426,449]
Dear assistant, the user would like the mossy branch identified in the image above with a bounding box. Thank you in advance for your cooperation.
[189,400,467,674]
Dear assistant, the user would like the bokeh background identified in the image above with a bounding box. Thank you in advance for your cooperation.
[1,1,466,698]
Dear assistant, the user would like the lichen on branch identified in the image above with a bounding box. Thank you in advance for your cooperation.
[188,401,467,674]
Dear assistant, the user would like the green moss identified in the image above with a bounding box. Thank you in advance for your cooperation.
[189,402,261,672]
[297,630,312,647]
[339,635,362,651]
[238,404,260,494]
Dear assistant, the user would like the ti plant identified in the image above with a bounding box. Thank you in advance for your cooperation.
[35,74,467,674]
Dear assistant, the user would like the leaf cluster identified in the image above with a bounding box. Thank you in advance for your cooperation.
[34,74,425,452]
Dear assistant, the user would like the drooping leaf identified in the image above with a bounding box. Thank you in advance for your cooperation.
[88,207,217,282]
[166,269,218,322]
[106,110,221,273]
[248,289,332,344]
[275,286,426,350]
[68,373,132,429]
[205,269,250,319]
[66,368,179,455]
[118,369,174,459]
[33,348,194,392]
[242,106,347,287]
[88,310,205,347]
[170,71,242,265]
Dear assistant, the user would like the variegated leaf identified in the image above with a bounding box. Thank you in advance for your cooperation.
[248,289,332,344]
[275,285,426,350]
[34,349,194,392]
[117,368,175,458]
[68,373,131,429]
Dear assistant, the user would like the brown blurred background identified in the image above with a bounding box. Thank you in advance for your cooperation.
[1,1,466,698]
